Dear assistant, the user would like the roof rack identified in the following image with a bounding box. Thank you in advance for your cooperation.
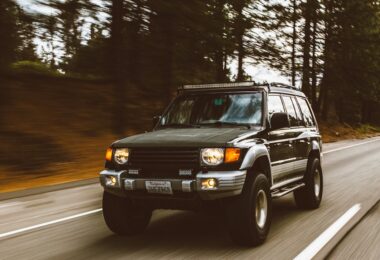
[269,82,301,91]
[178,81,301,92]
[179,82,269,91]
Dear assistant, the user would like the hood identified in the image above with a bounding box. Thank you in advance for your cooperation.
[113,128,260,148]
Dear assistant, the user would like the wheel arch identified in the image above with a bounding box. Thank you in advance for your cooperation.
[307,140,322,174]
[240,144,272,186]
[308,139,322,161]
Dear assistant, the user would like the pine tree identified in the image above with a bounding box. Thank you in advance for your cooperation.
[16,6,39,62]
[231,0,253,81]
[0,0,20,70]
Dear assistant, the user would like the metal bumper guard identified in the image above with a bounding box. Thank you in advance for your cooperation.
[100,169,247,200]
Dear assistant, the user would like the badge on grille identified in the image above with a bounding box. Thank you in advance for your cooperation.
[179,169,192,176]
[128,169,139,175]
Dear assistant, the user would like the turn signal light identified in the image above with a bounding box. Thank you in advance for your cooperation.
[105,148,113,161]
[225,148,241,163]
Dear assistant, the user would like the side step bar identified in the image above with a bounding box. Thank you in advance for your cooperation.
[271,183,305,199]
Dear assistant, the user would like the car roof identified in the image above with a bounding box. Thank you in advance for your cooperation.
[178,82,306,98]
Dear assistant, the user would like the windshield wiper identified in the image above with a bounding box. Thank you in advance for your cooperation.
[159,123,200,128]
[199,121,251,129]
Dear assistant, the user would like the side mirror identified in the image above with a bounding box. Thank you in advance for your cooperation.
[270,112,289,130]
[152,115,162,128]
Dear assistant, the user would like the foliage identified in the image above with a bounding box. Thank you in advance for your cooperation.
[10,61,61,76]
[0,0,20,71]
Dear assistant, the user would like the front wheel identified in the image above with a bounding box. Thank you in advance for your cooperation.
[294,157,323,209]
[224,173,272,246]
[102,191,152,235]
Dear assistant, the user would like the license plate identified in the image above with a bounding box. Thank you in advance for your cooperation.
[145,181,173,195]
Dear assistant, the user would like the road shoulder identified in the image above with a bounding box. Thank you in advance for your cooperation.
[0,178,98,201]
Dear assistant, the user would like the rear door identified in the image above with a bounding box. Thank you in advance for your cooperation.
[283,95,309,178]
[267,95,295,185]
[294,96,318,176]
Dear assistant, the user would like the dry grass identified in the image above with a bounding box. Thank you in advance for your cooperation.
[320,122,380,143]
[0,76,163,193]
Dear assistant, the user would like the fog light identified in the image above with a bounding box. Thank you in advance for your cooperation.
[201,178,217,190]
[105,175,117,186]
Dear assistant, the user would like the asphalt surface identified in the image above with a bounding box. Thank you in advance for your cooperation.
[329,201,380,259]
[1,137,380,259]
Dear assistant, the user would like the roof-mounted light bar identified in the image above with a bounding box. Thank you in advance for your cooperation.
[180,82,264,91]
[178,81,301,92]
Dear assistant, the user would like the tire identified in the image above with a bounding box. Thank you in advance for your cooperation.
[225,173,272,246]
[102,191,152,235]
[294,157,323,209]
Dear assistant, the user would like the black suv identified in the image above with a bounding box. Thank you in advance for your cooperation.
[100,82,323,246]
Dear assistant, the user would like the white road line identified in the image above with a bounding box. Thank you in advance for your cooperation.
[294,204,361,260]
[0,208,102,239]
[322,138,380,155]
[0,202,21,209]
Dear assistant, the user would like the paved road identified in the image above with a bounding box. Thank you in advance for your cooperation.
[329,201,380,259]
[1,137,380,259]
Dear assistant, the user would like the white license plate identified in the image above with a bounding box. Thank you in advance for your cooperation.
[145,181,173,195]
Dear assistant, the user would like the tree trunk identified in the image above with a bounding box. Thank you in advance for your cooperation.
[361,99,368,124]
[162,13,174,103]
[128,0,143,88]
[301,0,313,97]
[291,0,297,86]
[311,8,318,111]
[215,0,226,82]
[237,34,244,81]
[110,0,126,135]
[320,0,333,120]
[235,2,245,82]
[0,77,7,132]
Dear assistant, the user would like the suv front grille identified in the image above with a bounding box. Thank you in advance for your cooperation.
[128,148,200,178]
[130,148,199,166]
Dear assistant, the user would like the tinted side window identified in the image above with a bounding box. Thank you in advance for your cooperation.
[283,96,300,127]
[268,95,285,116]
[291,97,305,126]
[296,97,315,127]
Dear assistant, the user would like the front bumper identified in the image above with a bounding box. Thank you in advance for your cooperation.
[99,169,246,200]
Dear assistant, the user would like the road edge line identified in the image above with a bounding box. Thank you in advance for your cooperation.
[325,199,380,258]
[294,204,361,260]
[0,208,102,240]
[322,137,380,155]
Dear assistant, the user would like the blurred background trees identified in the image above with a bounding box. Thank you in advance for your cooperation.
[1,0,380,129]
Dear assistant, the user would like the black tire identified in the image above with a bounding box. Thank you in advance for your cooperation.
[225,173,272,246]
[294,157,323,209]
[102,191,152,235]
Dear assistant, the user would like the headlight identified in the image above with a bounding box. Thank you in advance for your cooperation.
[201,148,224,166]
[114,148,130,164]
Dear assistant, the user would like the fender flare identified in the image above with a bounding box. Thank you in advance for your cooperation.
[311,139,321,152]
[240,144,272,185]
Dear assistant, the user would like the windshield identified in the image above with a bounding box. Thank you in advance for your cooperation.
[160,92,263,128]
